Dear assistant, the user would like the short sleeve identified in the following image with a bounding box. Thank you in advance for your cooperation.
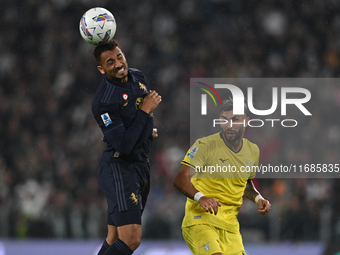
[181,140,208,170]
[249,145,260,179]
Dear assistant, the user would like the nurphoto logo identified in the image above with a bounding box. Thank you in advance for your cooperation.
[198,83,312,128]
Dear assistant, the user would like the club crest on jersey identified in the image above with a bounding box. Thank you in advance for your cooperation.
[187,146,199,158]
[244,160,253,171]
[122,94,128,100]
[201,241,211,251]
[139,82,147,92]
[135,97,144,110]
[101,113,113,127]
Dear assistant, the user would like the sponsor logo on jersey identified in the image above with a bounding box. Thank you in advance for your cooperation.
[198,141,206,145]
[101,113,113,127]
[219,158,229,163]
[194,215,201,219]
[187,146,199,158]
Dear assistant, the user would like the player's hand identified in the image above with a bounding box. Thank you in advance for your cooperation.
[140,90,162,114]
[257,199,271,215]
[198,196,221,215]
[153,128,158,138]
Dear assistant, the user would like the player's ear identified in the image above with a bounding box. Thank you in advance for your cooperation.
[244,116,250,128]
[97,65,105,74]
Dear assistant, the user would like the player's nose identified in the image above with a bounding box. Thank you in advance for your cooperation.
[115,64,124,71]
[225,121,232,129]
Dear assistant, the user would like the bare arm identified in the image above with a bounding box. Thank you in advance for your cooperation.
[140,90,162,114]
[244,179,271,215]
[173,165,221,215]
[244,179,260,202]
[173,165,199,200]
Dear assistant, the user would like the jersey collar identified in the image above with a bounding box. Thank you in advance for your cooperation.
[219,131,243,154]
[104,70,135,90]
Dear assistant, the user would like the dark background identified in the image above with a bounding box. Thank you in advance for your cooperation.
[0,0,340,254]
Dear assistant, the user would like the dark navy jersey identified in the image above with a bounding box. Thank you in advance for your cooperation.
[92,68,154,163]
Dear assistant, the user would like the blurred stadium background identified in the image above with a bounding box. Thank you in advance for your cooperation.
[0,0,340,254]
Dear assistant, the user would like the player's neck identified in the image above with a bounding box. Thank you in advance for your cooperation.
[223,134,243,153]
[106,75,129,83]
[121,76,128,83]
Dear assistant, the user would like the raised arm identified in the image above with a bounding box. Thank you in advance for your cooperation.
[98,90,161,155]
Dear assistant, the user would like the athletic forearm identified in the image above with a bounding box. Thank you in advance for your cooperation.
[244,179,261,203]
[173,166,199,200]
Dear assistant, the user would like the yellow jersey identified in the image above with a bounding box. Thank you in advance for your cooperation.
[181,132,260,233]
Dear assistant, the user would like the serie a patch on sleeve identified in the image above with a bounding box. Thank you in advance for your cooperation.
[187,146,199,158]
[101,113,113,127]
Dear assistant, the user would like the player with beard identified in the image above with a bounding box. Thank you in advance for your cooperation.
[92,39,161,255]
[174,98,271,255]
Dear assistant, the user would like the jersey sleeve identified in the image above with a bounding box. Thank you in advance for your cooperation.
[181,140,209,170]
[95,106,150,155]
[249,144,260,179]
[130,68,147,84]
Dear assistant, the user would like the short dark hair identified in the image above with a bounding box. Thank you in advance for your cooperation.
[93,39,120,64]
[220,97,249,116]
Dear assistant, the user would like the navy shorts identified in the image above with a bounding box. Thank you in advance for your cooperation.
[97,160,150,227]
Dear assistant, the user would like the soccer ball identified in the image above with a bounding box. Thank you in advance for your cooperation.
[79,7,117,45]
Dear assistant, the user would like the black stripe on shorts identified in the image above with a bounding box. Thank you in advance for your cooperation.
[111,163,128,212]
